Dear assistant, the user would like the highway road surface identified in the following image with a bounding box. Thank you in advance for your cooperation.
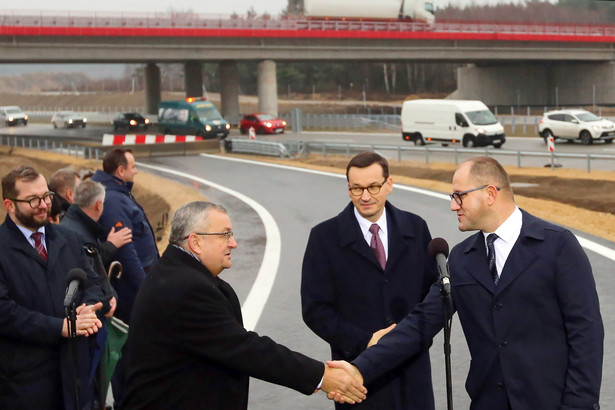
[137,154,615,410]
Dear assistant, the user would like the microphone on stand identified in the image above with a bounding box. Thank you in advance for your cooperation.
[64,268,87,308]
[428,237,450,296]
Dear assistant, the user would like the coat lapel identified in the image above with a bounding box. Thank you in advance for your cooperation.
[337,203,384,271]
[385,204,415,273]
[460,233,497,294]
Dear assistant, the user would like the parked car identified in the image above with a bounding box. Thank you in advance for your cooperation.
[113,112,150,132]
[51,111,86,128]
[240,113,286,135]
[538,109,615,145]
[0,106,28,126]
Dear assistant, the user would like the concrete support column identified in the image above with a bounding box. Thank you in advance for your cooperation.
[455,62,615,106]
[257,60,278,116]
[145,63,161,115]
[184,61,203,98]
[219,60,240,123]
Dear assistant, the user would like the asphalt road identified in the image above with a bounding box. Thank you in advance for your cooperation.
[138,154,615,410]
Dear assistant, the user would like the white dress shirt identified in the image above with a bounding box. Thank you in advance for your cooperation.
[16,224,47,252]
[483,206,522,279]
[354,207,389,261]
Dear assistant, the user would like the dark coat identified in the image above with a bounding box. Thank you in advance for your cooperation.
[122,245,324,410]
[90,170,158,323]
[301,201,437,409]
[353,210,604,410]
[0,216,104,410]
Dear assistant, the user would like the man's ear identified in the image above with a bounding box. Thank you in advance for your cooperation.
[95,199,104,212]
[3,198,14,214]
[66,189,75,203]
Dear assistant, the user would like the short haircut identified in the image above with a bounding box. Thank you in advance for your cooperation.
[74,180,106,209]
[103,148,133,175]
[346,152,389,181]
[169,201,228,245]
[2,165,41,200]
[466,156,511,191]
[48,169,79,195]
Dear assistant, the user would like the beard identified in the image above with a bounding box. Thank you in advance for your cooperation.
[14,205,50,230]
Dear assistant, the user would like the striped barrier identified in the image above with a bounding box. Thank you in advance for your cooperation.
[102,134,204,146]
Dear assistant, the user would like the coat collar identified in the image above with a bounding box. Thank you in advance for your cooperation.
[2,214,68,270]
[458,209,542,294]
[336,201,416,272]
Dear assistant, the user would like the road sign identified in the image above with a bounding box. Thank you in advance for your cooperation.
[249,127,255,140]
[547,136,555,152]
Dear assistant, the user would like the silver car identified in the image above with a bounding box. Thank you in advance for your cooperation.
[51,111,87,128]
[538,109,615,145]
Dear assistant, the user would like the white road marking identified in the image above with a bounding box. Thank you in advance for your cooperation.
[137,161,280,331]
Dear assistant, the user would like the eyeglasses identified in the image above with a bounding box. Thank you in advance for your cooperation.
[348,179,387,196]
[8,192,55,208]
[449,185,500,206]
[183,231,234,241]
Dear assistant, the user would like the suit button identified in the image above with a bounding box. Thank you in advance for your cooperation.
[496,383,504,391]
[493,303,503,310]
[499,341,507,348]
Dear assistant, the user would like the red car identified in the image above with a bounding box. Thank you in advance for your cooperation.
[240,113,286,134]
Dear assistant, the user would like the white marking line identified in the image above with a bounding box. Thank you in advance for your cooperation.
[136,161,280,332]
[201,154,615,261]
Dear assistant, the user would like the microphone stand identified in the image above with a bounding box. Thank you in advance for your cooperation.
[65,302,81,410]
[440,266,454,410]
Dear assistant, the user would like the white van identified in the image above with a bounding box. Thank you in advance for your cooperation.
[0,106,28,126]
[401,99,505,148]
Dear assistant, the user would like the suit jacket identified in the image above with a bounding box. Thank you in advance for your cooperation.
[0,216,104,410]
[301,201,437,409]
[353,209,604,410]
[122,245,324,410]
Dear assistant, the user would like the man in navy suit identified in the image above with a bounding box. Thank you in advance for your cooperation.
[301,152,438,409]
[333,156,604,409]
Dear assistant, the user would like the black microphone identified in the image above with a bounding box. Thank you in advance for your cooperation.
[428,238,451,296]
[64,268,87,308]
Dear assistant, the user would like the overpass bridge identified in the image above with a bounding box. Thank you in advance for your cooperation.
[2,11,615,117]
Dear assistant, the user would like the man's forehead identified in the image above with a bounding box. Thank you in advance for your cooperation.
[15,174,47,195]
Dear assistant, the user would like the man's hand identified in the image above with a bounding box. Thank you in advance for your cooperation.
[107,227,132,249]
[320,361,366,404]
[61,302,104,338]
[104,297,117,318]
[367,323,396,348]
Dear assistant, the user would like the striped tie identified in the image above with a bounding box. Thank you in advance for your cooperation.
[369,223,386,270]
[31,232,48,261]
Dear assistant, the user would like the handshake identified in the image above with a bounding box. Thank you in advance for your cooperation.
[320,360,366,404]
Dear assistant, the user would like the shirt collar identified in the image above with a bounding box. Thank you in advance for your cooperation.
[16,223,46,242]
[354,206,388,235]
[483,206,522,246]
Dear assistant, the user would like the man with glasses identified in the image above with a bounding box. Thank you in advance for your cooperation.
[333,156,604,410]
[121,201,367,409]
[301,151,438,409]
[0,165,105,409]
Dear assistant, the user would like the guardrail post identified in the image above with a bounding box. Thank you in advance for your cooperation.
[587,154,591,173]
[425,146,430,164]
[397,146,401,162]
[346,144,350,158]
[322,144,326,158]
[454,148,458,165]
[517,151,521,168]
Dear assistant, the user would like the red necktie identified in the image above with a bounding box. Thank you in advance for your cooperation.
[369,224,386,270]
[31,232,48,261]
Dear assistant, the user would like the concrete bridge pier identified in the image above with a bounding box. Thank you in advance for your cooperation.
[145,63,161,115]
[456,62,615,107]
[257,60,278,116]
[219,60,240,124]
[184,61,203,98]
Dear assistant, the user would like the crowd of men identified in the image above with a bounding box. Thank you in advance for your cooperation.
[0,149,604,410]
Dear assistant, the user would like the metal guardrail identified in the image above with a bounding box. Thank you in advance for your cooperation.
[0,135,102,159]
[227,139,291,158]
[285,141,615,173]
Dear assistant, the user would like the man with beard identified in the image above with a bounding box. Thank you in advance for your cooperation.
[0,165,105,410]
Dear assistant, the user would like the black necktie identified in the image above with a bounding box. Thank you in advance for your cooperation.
[486,233,499,285]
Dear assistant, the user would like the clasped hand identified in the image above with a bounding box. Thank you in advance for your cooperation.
[61,302,104,338]
[321,361,366,404]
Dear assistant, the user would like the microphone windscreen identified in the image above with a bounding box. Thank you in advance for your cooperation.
[65,268,87,287]
[428,237,449,258]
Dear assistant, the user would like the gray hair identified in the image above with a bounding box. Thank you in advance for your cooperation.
[74,180,106,208]
[169,201,228,245]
